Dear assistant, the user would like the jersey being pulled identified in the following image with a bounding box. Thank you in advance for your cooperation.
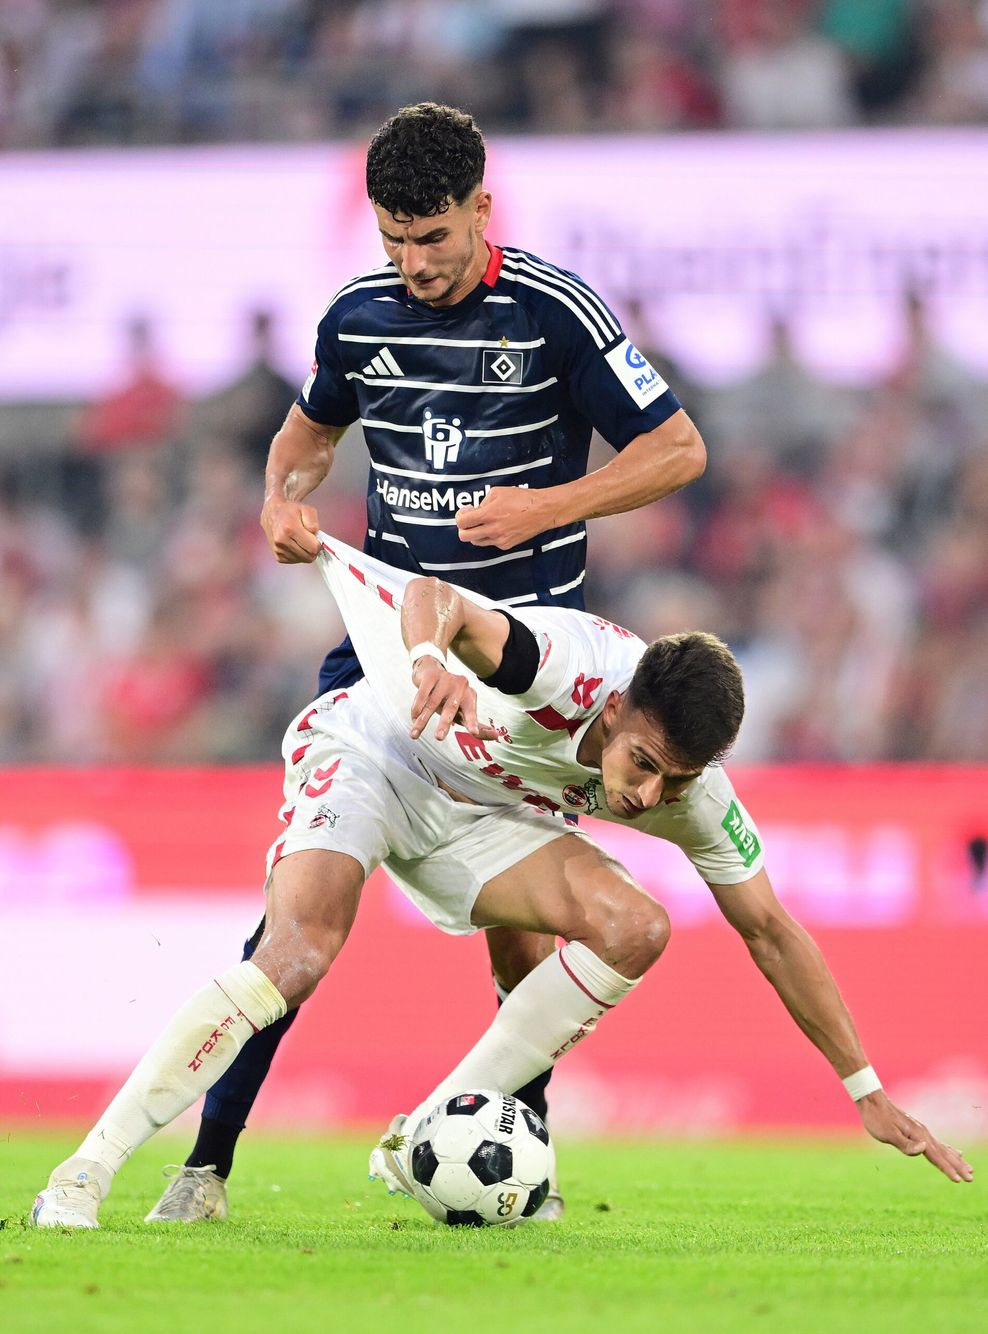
[316,532,764,887]
[299,245,682,694]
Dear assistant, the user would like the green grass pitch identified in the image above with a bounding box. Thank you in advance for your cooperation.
[1,1132,983,1334]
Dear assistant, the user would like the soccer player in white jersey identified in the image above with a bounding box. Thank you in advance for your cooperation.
[149,101,706,1223]
[31,538,972,1227]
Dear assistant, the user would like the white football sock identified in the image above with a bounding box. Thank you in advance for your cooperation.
[52,962,286,1194]
[405,941,639,1134]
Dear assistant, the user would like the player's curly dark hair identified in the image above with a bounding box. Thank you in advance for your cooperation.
[627,632,744,770]
[366,103,486,220]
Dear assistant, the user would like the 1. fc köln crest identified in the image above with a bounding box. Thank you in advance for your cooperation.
[562,780,601,813]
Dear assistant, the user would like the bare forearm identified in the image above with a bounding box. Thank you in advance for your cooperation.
[758,917,975,1182]
[453,411,705,551]
[402,578,508,679]
[747,916,869,1078]
[260,406,347,562]
[401,579,505,743]
[714,872,972,1182]
[263,406,342,504]
[402,579,466,658]
[537,412,705,529]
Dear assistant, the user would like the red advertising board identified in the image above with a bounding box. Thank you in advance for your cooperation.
[1,767,985,1136]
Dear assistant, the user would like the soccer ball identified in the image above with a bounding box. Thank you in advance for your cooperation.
[409,1090,552,1227]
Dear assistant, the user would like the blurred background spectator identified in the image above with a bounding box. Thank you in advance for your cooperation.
[194,309,299,471]
[0,0,986,765]
[3,0,988,146]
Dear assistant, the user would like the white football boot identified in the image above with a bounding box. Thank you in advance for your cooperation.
[532,1136,564,1221]
[368,1114,414,1196]
[144,1165,229,1223]
[532,1186,564,1221]
[31,1162,106,1229]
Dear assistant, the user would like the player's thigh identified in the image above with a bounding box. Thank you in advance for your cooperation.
[384,801,569,935]
[253,850,366,1006]
[259,691,418,1002]
[485,926,556,992]
[472,831,668,966]
[263,848,366,956]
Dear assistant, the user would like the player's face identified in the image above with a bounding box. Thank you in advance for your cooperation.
[598,696,703,821]
[374,191,492,307]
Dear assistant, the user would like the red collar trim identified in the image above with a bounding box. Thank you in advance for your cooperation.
[403,242,503,303]
[482,242,503,287]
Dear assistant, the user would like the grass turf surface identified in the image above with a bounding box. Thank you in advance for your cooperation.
[1,1132,984,1334]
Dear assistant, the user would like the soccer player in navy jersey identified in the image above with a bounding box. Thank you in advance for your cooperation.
[146,102,706,1223]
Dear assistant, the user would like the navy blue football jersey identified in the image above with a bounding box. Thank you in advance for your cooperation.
[298,244,682,693]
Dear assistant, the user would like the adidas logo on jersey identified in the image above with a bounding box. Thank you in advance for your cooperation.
[362,347,404,377]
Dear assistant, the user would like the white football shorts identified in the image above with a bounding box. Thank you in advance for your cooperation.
[265,679,581,934]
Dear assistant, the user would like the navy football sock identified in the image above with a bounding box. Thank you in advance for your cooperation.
[186,1117,242,1180]
[185,918,299,1179]
[509,1066,551,1124]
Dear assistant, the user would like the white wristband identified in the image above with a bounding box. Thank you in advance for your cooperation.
[408,641,447,671]
[842,1065,883,1101]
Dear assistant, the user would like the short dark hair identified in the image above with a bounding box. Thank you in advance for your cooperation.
[366,103,486,220]
[627,632,744,770]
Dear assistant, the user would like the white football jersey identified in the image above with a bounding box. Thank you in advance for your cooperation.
[317,533,764,885]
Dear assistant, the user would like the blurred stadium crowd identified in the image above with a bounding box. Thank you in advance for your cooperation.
[0,0,986,766]
[2,0,988,146]
[2,291,986,766]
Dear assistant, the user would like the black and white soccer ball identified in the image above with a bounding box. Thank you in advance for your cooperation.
[409,1090,552,1227]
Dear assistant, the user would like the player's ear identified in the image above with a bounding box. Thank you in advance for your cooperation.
[601,690,623,734]
[473,190,492,232]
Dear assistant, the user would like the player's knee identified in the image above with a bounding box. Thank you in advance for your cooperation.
[585,894,670,979]
[280,951,328,1007]
[252,930,340,1008]
[634,900,671,971]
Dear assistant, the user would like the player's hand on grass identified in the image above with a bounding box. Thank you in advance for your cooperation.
[261,497,322,563]
[857,1091,973,1182]
[409,658,499,743]
[456,486,554,550]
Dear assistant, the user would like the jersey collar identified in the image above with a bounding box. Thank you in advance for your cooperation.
[404,242,503,319]
[481,241,504,287]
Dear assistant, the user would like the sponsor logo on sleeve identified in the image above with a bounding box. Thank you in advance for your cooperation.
[301,358,318,401]
[604,338,668,408]
[721,800,762,868]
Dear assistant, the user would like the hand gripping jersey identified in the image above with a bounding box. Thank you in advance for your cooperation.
[298,245,682,692]
[316,533,764,887]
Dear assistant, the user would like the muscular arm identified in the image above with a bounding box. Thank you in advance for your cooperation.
[402,578,510,676]
[261,404,348,563]
[456,408,705,550]
[400,578,513,741]
[709,869,973,1182]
